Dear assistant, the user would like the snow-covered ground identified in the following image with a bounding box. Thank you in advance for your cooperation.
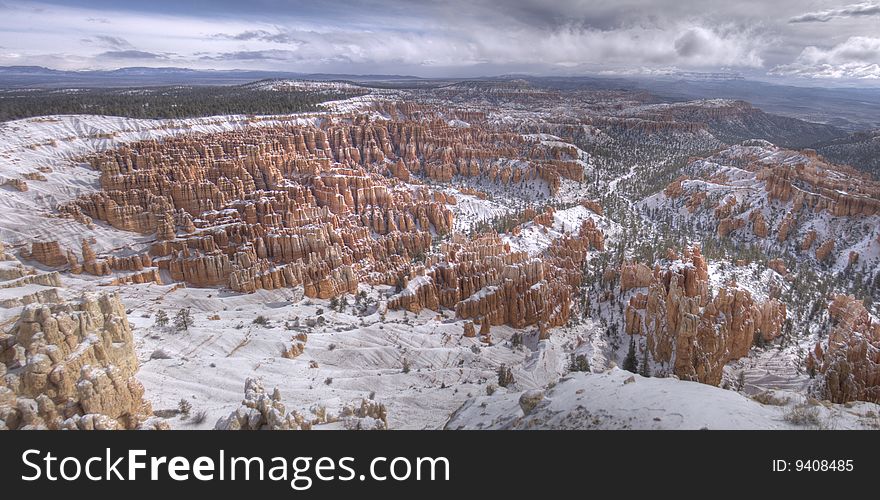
[106,279,588,429]
[446,368,880,430]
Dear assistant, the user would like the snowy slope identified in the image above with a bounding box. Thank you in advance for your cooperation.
[445,368,880,430]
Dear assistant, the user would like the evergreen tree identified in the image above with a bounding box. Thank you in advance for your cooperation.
[154,310,168,328]
[174,308,193,332]
[570,353,591,373]
[639,343,651,377]
[623,335,638,373]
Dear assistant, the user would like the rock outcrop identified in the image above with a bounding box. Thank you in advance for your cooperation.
[807,295,880,404]
[214,378,310,430]
[385,214,602,332]
[22,241,68,268]
[620,262,653,291]
[623,246,785,385]
[215,378,388,430]
[0,293,159,430]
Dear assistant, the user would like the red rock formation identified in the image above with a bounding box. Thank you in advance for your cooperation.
[759,158,880,217]
[768,258,788,276]
[2,178,28,191]
[801,230,817,252]
[479,319,491,343]
[533,207,555,227]
[0,293,158,429]
[816,239,835,261]
[623,246,785,385]
[777,212,795,243]
[463,321,475,338]
[717,217,744,238]
[807,295,880,403]
[664,177,685,198]
[580,199,603,216]
[620,262,653,291]
[60,120,464,298]
[750,211,768,238]
[24,241,68,267]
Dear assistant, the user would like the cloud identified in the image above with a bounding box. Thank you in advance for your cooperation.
[212,29,305,45]
[82,35,132,49]
[770,36,880,79]
[672,27,763,66]
[200,49,298,61]
[0,0,876,81]
[97,50,167,60]
[789,2,880,23]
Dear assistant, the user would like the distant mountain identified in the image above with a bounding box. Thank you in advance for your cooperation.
[0,66,422,88]
[510,75,880,132]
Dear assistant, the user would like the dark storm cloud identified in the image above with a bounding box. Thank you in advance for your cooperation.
[790,2,880,23]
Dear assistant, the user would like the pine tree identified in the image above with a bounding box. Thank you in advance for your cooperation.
[639,342,651,377]
[154,310,168,327]
[623,335,638,373]
[174,308,193,332]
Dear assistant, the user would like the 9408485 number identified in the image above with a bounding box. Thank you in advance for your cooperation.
[773,459,854,472]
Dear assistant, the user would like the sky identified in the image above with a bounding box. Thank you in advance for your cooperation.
[1,1,879,83]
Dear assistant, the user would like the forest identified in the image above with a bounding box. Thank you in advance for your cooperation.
[0,83,367,121]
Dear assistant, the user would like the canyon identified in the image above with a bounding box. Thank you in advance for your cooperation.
[0,78,878,430]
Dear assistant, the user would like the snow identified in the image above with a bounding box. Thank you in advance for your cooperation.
[3,101,878,430]
[504,204,612,256]
[106,280,585,429]
[0,91,375,251]
[445,368,879,430]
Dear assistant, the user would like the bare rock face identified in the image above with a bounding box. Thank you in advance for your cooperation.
[623,246,785,385]
[801,229,817,252]
[463,321,476,338]
[750,211,768,238]
[816,239,835,262]
[760,157,880,217]
[667,146,877,264]
[664,177,685,198]
[384,216,601,333]
[580,199,603,216]
[807,295,880,404]
[848,250,860,267]
[338,399,388,430]
[768,258,788,276]
[620,262,653,291]
[24,241,68,268]
[777,212,795,243]
[3,178,28,191]
[717,217,744,238]
[60,120,470,298]
[0,293,155,430]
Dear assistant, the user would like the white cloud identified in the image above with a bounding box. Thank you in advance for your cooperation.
[771,36,880,79]
[790,2,880,23]
[0,2,770,74]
